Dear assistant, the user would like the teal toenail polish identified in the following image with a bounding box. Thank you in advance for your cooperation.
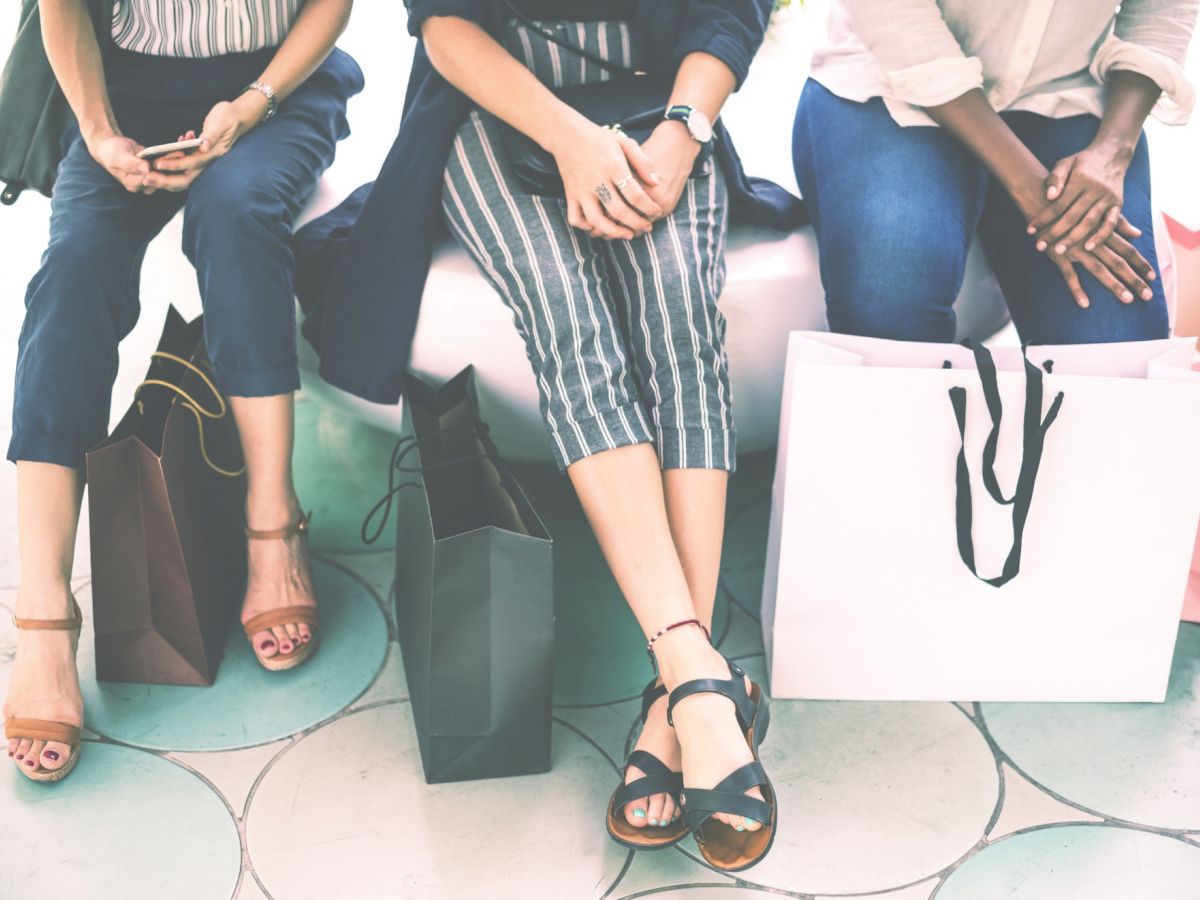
[649,818,658,825]
[633,809,646,818]
[736,825,745,832]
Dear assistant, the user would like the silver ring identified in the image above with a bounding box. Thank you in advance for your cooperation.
[595,183,613,205]
[615,176,632,190]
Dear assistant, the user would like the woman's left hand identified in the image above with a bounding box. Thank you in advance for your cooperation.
[1025,144,1133,256]
[638,121,703,220]
[145,94,267,191]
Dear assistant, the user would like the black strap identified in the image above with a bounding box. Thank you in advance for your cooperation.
[949,344,1064,588]
[666,658,754,729]
[682,761,772,832]
[639,679,667,724]
[501,0,640,77]
[613,749,683,807]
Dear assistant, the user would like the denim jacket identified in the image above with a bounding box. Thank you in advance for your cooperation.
[296,0,807,405]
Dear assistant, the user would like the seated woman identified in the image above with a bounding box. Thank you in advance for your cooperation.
[385,0,788,871]
[793,0,1196,344]
[3,0,362,782]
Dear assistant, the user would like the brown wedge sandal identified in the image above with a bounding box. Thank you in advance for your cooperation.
[4,599,84,783]
[243,512,319,672]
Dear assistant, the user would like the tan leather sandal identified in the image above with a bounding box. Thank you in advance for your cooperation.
[4,599,84,783]
[243,512,320,672]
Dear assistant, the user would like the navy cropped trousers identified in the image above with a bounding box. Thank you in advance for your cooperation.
[9,48,362,470]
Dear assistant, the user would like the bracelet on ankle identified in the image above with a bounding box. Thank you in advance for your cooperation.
[646,618,711,663]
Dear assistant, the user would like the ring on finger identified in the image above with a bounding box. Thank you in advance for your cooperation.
[595,183,613,205]
[615,176,632,190]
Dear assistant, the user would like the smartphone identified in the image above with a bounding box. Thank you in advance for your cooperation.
[137,138,203,160]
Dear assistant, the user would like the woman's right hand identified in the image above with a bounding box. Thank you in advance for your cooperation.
[1010,171,1155,309]
[88,134,154,194]
[551,120,663,240]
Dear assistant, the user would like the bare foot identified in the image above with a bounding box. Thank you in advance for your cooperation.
[657,629,765,832]
[241,503,317,659]
[3,591,83,777]
[622,683,684,828]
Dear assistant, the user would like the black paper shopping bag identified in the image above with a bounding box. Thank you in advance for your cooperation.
[86,307,247,686]
[365,368,554,783]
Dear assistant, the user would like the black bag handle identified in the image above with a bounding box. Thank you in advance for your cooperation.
[948,342,1064,588]
[361,420,514,545]
[501,0,642,77]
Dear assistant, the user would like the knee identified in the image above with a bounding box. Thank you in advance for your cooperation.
[182,170,288,258]
[821,229,963,343]
[26,237,138,334]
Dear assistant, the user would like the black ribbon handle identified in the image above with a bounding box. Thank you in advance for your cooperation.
[948,342,1064,588]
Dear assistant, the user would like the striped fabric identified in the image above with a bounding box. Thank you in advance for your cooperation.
[112,0,302,58]
[442,20,735,471]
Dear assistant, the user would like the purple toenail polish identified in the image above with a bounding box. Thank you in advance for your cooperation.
[25,759,35,767]
[282,643,292,652]
[261,640,275,650]
[14,754,23,761]
[44,750,60,762]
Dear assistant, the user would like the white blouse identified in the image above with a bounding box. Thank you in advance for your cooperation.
[810,0,1198,128]
[112,0,303,58]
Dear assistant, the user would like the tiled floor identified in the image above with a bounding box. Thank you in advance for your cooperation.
[2,424,1198,899]
[3,6,1200,900]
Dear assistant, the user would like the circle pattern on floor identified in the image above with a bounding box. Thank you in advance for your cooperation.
[981,624,1200,830]
[935,825,1200,900]
[78,558,388,751]
[1,742,240,900]
[745,699,998,895]
[246,704,627,899]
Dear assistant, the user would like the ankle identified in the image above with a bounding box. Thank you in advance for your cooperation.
[652,625,717,690]
[14,580,74,619]
[245,491,302,531]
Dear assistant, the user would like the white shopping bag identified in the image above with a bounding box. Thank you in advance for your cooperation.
[761,332,1200,702]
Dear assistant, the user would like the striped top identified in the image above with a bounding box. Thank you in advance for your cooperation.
[112,0,303,58]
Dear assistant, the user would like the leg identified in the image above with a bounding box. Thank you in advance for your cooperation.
[979,112,1169,343]
[5,136,179,772]
[444,111,698,828]
[793,80,989,342]
[604,167,758,832]
[181,66,349,659]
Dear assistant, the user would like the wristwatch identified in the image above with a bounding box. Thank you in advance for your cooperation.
[664,105,714,146]
[242,82,278,122]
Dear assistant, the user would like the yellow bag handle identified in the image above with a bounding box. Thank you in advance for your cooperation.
[134,351,246,478]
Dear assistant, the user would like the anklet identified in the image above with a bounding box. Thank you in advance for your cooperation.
[646,618,711,663]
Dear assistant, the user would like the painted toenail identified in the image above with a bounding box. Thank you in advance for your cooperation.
[261,640,275,650]
[632,809,646,818]
[648,818,658,825]
[735,825,745,832]
[44,750,60,762]
[25,759,36,767]
[282,643,293,652]
[14,754,23,760]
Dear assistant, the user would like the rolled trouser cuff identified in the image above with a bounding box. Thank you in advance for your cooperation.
[7,431,91,471]
[553,403,656,472]
[657,426,737,473]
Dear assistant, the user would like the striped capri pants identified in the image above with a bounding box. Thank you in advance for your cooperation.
[441,17,735,472]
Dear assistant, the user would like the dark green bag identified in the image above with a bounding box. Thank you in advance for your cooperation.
[0,0,110,204]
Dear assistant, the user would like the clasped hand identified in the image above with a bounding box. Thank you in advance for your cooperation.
[555,120,701,241]
[1020,144,1155,309]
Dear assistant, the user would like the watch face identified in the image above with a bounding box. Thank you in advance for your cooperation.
[687,110,714,144]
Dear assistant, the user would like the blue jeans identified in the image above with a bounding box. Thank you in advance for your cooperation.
[792,80,1169,344]
[9,48,362,470]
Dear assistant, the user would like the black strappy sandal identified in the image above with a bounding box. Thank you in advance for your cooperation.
[669,656,777,872]
[605,679,690,849]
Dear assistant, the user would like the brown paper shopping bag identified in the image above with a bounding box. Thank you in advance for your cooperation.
[86,307,247,686]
